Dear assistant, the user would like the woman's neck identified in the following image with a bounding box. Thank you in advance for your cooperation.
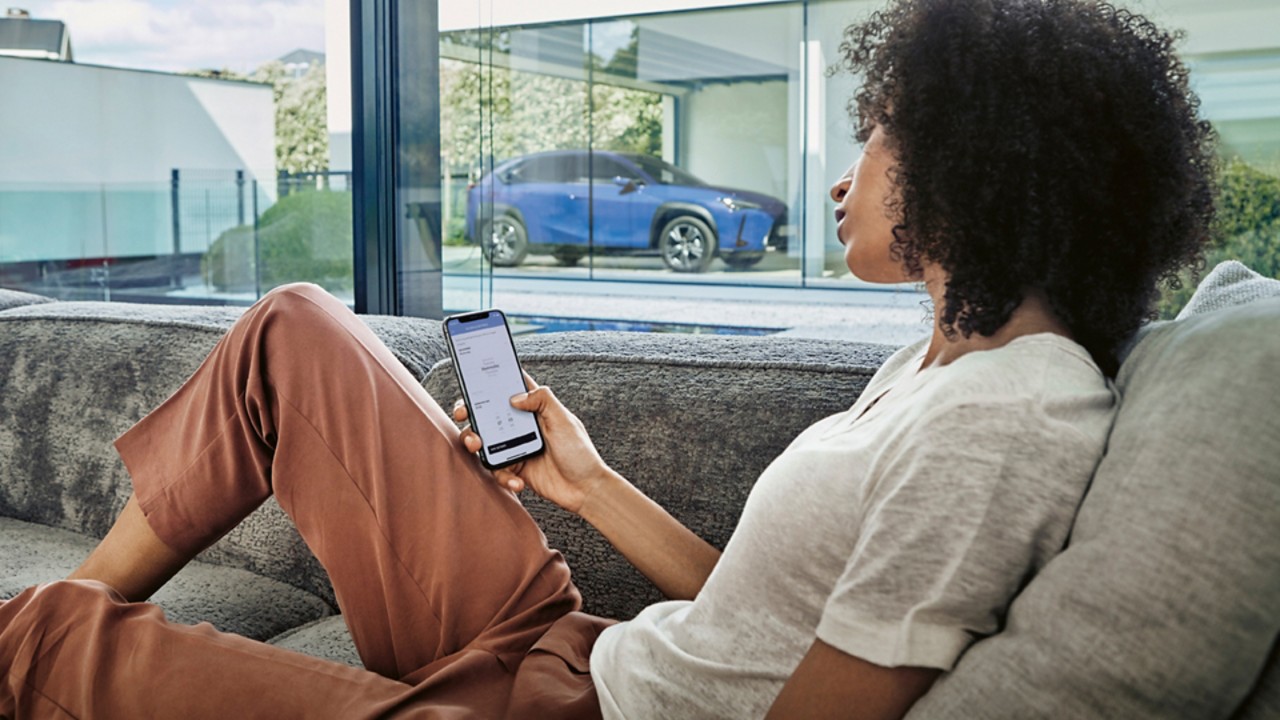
[918,267,1073,372]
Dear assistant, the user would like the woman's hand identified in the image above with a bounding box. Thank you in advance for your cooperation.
[456,371,721,599]
[453,372,615,516]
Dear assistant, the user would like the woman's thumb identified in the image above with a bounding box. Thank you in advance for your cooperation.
[511,385,551,411]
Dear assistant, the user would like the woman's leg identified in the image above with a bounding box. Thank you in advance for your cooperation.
[69,283,580,679]
[69,494,185,601]
[0,579,473,720]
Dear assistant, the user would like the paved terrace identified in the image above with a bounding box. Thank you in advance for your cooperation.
[444,274,933,347]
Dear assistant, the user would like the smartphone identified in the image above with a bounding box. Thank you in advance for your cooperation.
[442,309,545,469]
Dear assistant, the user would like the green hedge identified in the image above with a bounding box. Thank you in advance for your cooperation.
[1157,158,1280,319]
[202,190,353,293]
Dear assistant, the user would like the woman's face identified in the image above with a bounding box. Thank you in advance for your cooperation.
[829,125,912,283]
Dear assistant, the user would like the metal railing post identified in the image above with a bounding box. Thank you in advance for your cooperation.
[170,168,182,288]
[236,169,246,226]
[253,178,262,299]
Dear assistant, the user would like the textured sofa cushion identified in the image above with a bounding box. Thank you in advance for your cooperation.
[0,517,333,641]
[0,288,56,313]
[268,616,364,668]
[0,298,448,607]
[424,331,896,620]
[909,265,1280,719]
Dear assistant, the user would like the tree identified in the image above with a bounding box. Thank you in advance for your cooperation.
[1157,158,1280,318]
[252,61,330,174]
[439,57,664,180]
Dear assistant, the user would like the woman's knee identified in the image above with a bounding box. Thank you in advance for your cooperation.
[254,283,354,344]
[260,282,338,314]
[0,580,123,647]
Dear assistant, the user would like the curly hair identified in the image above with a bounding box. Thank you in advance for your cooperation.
[837,0,1218,376]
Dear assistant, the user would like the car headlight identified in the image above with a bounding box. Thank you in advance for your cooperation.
[718,196,762,212]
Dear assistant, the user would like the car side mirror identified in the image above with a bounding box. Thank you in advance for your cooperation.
[614,176,641,195]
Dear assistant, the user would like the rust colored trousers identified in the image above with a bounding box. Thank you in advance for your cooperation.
[0,284,612,719]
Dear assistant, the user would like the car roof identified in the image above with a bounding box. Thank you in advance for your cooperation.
[495,149,629,169]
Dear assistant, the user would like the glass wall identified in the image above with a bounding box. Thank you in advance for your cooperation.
[2,0,1273,315]
[441,0,1280,315]
[0,1,351,305]
[440,2,808,314]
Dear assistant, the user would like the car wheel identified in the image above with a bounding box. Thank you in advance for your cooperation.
[722,253,764,270]
[552,247,584,267]
[481,216,529,267]
[658,216,716,273]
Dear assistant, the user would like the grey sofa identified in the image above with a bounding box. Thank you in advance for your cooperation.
[0,262,1276,718]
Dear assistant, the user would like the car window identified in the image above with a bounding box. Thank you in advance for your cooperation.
[591,156,632,181]
[504,154,636,184]
[626,155,706,186]
[507,156,572,184]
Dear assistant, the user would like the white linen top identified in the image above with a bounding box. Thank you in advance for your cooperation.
[589,333,1119,719]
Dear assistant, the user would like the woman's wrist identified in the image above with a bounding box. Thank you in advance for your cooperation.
[576,465,628,524]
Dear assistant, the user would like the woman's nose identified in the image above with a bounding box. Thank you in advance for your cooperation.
[830,167,854,203]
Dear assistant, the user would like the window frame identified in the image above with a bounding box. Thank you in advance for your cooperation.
[351,0,442,317]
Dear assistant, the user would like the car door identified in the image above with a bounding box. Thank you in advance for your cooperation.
[509,154,589,247]
[587,154,646,249]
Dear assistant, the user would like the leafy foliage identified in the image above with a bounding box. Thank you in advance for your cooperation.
[252,61,330,174]
[1157,158,1280,318]
[439,59,663,178]
[201,190,352,292]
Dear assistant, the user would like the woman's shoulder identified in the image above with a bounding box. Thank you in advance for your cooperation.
[931,333,1106,398]
[913,333,1119,447]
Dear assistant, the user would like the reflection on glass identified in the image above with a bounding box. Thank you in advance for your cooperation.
[440,5,802,289]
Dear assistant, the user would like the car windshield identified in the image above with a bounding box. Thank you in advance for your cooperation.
[626,155,706,186]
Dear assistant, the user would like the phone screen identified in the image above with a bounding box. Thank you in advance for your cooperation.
[444,310,544,468]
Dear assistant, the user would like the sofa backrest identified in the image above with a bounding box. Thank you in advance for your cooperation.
[0,298,448,607]
[424,332,897,619]
[909,262,1280,719]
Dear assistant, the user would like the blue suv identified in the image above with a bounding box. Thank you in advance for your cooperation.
[466,150,791,272]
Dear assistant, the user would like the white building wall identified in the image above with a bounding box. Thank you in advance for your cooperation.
[439,0,781,32]
[0,56,275,263]
[682,81,792,202]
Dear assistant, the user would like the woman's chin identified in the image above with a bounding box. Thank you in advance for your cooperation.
[844,257,903,284]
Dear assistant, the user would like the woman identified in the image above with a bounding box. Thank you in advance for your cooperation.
[0,0,1215,717]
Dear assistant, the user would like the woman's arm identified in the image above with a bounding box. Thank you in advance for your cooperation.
[454,377,720,600]
[575,465,721,601]
[766,640,939,720]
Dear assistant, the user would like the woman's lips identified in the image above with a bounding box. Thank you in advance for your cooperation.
[834,209,848,245]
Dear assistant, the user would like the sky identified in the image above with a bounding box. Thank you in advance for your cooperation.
[15,0,327,74]
[15,0,766,75]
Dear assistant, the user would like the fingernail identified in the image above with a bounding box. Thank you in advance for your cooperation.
[507,480,519,490]
[511,392,527,403]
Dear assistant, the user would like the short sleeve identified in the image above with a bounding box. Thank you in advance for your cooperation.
[815,399,1098,670]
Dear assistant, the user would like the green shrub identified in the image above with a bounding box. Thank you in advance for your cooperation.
[202,190,353,293]
[1157,158,1280,319]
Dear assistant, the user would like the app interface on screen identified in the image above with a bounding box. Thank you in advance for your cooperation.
[448,314,540,464]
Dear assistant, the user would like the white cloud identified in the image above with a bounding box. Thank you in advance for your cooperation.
[21,0,326,74]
